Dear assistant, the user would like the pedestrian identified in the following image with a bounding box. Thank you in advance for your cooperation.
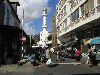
[87,44,95,67]
[45,46,53,66]
[89,45,98,66]
[92,45,98,66]
[45,46,51,61]
[75,48,81,65]
[50,46,55,54]
[56,47,61,62]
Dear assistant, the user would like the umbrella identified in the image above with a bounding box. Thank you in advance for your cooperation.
[84,37,100,45]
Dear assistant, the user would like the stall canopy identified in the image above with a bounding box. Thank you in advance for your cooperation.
[84,37,100,45]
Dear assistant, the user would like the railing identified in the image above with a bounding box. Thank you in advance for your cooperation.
[68,8,96,28]
[57,5,100,37]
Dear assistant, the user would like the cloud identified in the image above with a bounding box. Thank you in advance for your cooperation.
[23,22,35,35]
[17,0,50,35]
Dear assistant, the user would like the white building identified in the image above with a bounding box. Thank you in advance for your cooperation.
[39,8,49,47]
[56,0,100,52]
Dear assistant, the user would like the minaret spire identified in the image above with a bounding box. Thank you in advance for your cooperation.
[39,8,49,47]
[42,8,47,31]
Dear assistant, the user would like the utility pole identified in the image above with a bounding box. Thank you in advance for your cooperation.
[21,0,27,59]
[30,26,35,47]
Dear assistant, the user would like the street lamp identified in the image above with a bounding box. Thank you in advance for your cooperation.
[21,0,28,58]
[30,26,35,47]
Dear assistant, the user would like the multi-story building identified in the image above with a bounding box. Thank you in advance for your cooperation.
[56,0,100,52]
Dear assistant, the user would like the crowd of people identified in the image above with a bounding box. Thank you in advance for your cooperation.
[18,43,99,67]
[44,44,99,67]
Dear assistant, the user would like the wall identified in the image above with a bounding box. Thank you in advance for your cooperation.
[0,0,5,25]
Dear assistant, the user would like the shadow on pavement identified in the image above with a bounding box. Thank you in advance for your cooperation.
[47,64,59,68]
[73,73,100,75]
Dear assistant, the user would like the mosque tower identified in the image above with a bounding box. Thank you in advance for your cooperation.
[39,8,49,47]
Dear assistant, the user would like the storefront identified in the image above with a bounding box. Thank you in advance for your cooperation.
[0,25,27,64]
[78,25,100,53]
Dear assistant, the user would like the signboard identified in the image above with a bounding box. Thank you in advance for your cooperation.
[20,36,26,42]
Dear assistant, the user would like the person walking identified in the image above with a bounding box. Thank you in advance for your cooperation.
[87,44,95,67]
[75,48,81,65]
[89,45,98,66]
[45,46,53,66]
[56,46,61,62]
[50,46,55,54]
[45,47,51,61]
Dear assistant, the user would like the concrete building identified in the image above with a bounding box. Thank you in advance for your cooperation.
[56,0,100,52]
[39,8,49,47]
[0,0,26,64]
[4,0,20,27]
[0,0,5,25]
[0,0,20,27]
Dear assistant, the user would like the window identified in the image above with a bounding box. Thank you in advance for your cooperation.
[64,18,67,26]
[88,0,94,10]
[81,0,94,16]
[62,0,66,4]
[70,0,78,8]
[61,10,63,18]
[81,1,88,16]
[70,8,79,22]
[64,6,66,16]
[97,0,100,5]
[62,22,66,29]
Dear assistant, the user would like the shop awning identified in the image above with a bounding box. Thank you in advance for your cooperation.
[84,37,100,45]
[91,37,100,44]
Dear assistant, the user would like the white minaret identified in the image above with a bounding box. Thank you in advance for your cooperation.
[39,8,49,47]
[42,8,47,31]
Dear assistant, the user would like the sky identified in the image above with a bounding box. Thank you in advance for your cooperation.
[17,0,59,35]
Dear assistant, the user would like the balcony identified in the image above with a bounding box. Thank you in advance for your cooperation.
[57,5,100,37]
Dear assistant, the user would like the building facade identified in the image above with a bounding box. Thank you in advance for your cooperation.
[0,0,5,25]
[56,0,100,52]
[4,0,20,27]
[0,0,25,64]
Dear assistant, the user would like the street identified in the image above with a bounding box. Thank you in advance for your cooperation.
[0,0,100,75]
[0,55,100,75]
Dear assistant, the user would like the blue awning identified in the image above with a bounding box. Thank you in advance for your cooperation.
[90,37,100,45]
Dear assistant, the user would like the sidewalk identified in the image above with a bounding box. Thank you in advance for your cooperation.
[0,64,18,73]
[0,62,33,73]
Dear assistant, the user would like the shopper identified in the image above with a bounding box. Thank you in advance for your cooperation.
[75,48,81,65]
[87,44,95,67]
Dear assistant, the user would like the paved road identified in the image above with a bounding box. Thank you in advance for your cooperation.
[34,63,100,75]
[1,63,100,75]
[0,54,100,75]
